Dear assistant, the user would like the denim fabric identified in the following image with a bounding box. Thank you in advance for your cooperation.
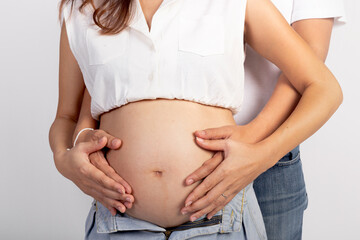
[253,146,308,240]
[85,183,267,240]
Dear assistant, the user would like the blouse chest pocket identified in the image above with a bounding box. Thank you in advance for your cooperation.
[178,15,225,56]
[86,27,129,65]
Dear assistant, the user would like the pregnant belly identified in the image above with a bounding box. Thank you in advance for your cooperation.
[99,99,236,228]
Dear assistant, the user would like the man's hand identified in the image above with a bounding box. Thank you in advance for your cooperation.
[54,130,134,216]
[180,125,273,221]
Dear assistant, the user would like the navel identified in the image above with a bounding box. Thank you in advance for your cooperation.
[153,170,164,177]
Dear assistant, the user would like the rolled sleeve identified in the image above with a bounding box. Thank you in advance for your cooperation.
[291,0,346,25]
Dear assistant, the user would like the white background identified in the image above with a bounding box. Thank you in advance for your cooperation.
[0,0,359,239]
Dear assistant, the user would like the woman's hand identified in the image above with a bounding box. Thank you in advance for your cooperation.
[54,131,134,216]
[180,125,273,221]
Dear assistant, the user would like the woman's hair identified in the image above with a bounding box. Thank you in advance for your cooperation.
[59,0,134,35]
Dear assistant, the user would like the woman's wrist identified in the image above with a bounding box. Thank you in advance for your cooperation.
[73,128,94,146]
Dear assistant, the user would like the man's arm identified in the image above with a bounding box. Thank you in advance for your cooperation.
[185,18,335,185]
[182,17,337,220]
[244,18,334,144]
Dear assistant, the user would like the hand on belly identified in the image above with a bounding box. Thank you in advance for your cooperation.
[99,99,236,227]
[106,131,211,227]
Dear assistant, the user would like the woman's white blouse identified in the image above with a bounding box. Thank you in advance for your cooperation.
[61,0,247,120]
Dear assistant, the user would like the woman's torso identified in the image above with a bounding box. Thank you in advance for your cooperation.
[62,0,247,227]
[61,0,247,121]
[100,99,236,227]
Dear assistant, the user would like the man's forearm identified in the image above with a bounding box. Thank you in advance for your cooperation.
[243,18,334,144]
[49,117,77,157]
[245,73,300,143]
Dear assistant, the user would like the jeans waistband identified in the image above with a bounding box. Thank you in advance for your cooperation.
[281,145,300,160]
[164,215,222,233]
[94,186,250,234]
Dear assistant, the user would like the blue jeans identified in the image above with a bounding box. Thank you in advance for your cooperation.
[253,146,308,240]
[84,183,267,239]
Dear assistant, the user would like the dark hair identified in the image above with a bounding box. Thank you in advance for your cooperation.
[59,0,134,35]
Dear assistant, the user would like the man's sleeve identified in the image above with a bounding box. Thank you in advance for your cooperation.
[291,0,346,25]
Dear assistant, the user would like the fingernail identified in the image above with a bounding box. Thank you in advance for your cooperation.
[207,215,213,220]
[190,216,197,222]
[185,201,192,207]
[187,179,194,185]
[199,130,206,136]
[112,139,121,146]
[98,137,105,143]
[126,197,132,202]
[196,137,204,142]
[181,210,187,215]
